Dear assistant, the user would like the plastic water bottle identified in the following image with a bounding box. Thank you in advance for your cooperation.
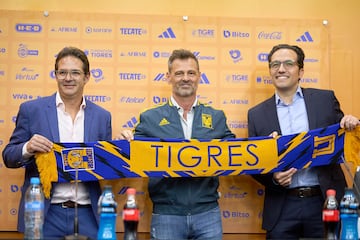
[24,177,44,240]
[340,188,359,239]
[122,188,139,240]
[97,185,118,240]
[323,189,340,239]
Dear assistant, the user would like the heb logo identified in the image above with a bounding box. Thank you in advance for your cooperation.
[16,23,42,33]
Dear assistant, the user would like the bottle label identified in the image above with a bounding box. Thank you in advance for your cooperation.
[123,208,140,221]
[25,201,44,211]
[323,209,340,221]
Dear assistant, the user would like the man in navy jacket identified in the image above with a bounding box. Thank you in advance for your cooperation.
[2,46,112,239]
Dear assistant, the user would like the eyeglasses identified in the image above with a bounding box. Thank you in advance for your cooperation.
[269,60,298,70]
[55,69,84,80]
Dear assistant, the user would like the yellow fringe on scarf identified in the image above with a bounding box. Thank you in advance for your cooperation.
[344,125,360,173]
[35,143,62,199]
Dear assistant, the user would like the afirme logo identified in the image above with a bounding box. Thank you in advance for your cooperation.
[15,23,42,33]
[158,27,176,38]
[296,31,313,42]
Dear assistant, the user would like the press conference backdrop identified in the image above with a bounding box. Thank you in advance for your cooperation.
[0,10,329,233]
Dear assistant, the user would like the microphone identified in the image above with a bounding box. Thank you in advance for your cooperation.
[64,160,90,240]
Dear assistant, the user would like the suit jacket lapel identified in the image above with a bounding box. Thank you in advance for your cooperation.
[46,94,60,142]
[302,88,317,129]
[264,95,282,134]
[84,100,93,142]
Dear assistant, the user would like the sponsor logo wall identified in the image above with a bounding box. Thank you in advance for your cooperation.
[0,10,329,233]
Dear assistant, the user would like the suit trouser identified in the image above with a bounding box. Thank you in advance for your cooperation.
[266,194,324,239]
[43,204,98,240]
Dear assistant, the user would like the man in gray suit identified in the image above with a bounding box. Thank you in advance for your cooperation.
[247,44,359,239]
[2,46,112,239]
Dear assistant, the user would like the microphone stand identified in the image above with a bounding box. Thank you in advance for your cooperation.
[64,161,89,240]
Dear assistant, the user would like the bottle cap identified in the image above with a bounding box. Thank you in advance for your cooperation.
[126,188,136,195]
[326,189,336,196]
[30,177,40,185]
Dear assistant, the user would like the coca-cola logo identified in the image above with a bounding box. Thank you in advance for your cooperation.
[258,31,282,40]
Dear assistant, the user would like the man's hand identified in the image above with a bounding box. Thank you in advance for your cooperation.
[114,129,134,141]
[273,168,297,187]
[340,114,359,131]
[26,134,53,154]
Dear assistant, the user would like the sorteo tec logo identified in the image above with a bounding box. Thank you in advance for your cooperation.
[85,26,112,34]
[17,44,39,58]
[153,51,171,58]
[16,23,42,33]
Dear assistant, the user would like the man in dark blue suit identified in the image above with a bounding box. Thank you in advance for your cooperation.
[247,44,359,239]
[2,46,112,239]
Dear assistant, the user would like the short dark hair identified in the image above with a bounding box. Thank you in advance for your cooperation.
[55,46,90,74]
[268,44,305,69]
[168,49,199,72]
